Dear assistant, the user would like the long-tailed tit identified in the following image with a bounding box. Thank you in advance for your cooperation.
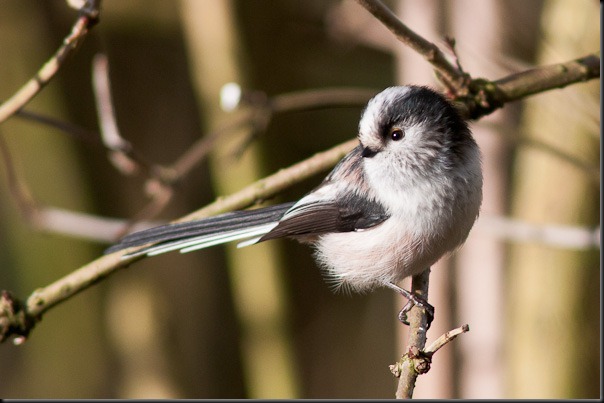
[106,85,483,325]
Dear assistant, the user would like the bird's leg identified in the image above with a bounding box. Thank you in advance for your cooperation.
[386,282,434,329]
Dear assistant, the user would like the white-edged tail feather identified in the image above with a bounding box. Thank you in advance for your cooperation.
[144,222,278,256]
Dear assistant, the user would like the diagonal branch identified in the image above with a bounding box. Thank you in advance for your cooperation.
[0,0,101,123]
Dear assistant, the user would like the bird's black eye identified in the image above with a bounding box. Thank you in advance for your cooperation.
[390,128,404,141]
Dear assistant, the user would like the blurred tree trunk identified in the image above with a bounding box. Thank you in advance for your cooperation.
[180,0,299,398]
[506,0,599,398]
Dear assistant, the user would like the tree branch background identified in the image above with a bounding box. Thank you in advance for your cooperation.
[0,0,599,399]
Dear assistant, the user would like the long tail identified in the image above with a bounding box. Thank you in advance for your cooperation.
[105,202,295,258]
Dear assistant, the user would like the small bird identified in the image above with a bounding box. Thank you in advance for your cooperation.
[106,85,483,325]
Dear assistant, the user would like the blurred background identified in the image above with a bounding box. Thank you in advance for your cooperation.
[0,0,599,398]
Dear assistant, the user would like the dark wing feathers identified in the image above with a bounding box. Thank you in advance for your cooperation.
[260,195,389,242]
[259,203,342,241]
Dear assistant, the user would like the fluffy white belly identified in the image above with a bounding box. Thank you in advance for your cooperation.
[312,186,481,293]
[314,219,440,292]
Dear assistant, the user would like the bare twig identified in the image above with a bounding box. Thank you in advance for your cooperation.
[425,324,470,355]
[169,110,256,179]
[15,110,101,146]
[92,53,163,177]
[0,1,101,123]
[25,252,136,324]
[230,87,377,158]
[92,54,126,153]
[269,87,377,112]
[389,323,469,389]
[0,135,39,222]
[354,0,469,92]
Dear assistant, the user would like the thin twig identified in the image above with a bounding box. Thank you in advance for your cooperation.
[354,0,469,92]
[230,87,377,158]
[425,324,470,355]
[0,135,39,222]
[15,110,101,146]
[25,252,136,320]
[91,53,160,177]
[270,87,378,112]
[0,1,101,123]
[169,110,255,179]
[92,54,127,153]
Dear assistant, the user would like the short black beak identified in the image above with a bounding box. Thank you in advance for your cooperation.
[361,146,378,158]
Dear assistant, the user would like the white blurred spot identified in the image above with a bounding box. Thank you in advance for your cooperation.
[220,82,242,112]
[66,0,87,10]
